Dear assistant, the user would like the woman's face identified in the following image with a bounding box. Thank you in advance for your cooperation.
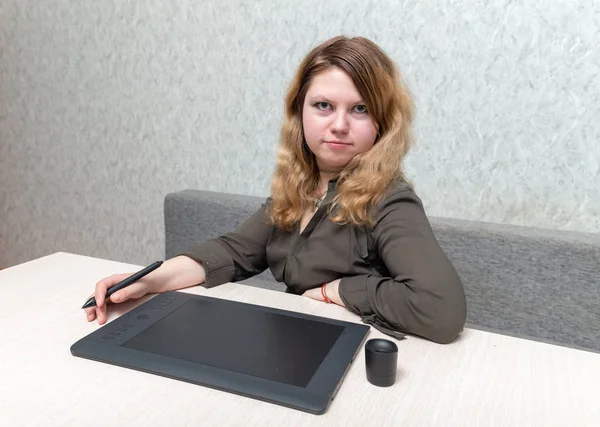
[302,67,378,171]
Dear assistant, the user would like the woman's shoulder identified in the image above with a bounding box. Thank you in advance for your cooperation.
[372,179,427,223]
[380,179,423,205]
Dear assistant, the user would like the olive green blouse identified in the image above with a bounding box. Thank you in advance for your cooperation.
[182,181,467,344]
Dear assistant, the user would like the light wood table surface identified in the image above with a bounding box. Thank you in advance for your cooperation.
[1,252,599,426]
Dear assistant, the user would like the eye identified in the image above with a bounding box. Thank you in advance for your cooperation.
[353,105,368,114]
[314,102,331,111]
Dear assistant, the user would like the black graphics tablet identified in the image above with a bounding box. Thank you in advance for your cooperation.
[71,291,370,414]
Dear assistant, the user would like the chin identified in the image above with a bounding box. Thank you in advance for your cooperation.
[318,161,346,169]
[324,159,352,169]
[317,153,352,165]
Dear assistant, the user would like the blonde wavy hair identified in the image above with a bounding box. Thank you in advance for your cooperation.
[269,35,415,230]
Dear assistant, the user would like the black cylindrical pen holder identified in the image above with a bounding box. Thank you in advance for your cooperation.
[365,338,398,387]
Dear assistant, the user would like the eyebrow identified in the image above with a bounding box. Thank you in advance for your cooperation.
[307,95,365,105]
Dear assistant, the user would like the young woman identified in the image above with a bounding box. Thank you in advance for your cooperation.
[85,36,467,344]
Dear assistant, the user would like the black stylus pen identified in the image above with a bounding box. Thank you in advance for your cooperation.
[81,260,163,309]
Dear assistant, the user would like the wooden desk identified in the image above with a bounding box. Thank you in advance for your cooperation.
[1,252,599,426]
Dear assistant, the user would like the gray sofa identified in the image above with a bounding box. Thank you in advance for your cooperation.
[164,189,600,352]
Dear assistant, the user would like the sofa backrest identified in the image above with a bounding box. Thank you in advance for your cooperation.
[164,190,284,291]
[164,189,600,352]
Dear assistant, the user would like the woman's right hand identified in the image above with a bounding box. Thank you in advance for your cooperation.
[85,273,155,325]
[84,256,207,325]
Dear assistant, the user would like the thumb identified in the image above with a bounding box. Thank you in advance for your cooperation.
[109,282,146,304]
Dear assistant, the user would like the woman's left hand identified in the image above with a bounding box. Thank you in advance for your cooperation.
[303,279,345,306]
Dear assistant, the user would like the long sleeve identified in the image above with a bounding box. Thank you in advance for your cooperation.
[180,199,274,288]
[338,187,467,344]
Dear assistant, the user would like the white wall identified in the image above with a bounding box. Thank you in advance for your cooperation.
[1,0,598,268]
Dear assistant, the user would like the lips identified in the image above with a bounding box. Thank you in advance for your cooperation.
[324,140,352,146]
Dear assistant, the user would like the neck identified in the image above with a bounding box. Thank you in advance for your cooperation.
[317,170,339,194]
[318,168,342,179]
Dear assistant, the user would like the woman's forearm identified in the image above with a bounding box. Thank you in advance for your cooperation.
[146,255,206,293]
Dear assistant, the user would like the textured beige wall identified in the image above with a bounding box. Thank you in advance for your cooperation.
[1,0,598,268]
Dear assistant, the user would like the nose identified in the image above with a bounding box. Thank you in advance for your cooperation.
[330,111,349,134]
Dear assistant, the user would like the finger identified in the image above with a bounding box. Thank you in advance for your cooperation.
[109,281,146,304]
[85,307,96,322]
[94,273,131,308]
[96,303,107,325]
[94,279,108,308]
